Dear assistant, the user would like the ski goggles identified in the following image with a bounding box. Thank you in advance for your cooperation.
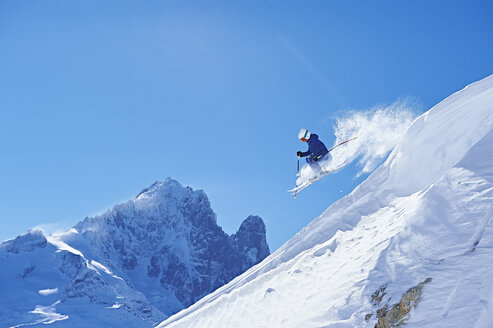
[300,137,308,142]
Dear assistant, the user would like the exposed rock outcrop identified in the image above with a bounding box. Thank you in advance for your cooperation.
[371,278,432,328]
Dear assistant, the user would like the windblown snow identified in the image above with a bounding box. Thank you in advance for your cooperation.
[159,74,493,328]
[332,100,417,176]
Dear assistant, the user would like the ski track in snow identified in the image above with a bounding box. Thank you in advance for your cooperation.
[159,75,493,328]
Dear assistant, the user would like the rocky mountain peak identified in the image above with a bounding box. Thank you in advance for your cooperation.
[237,215,266,234]
[232,215,270,266]
[55,179,269,319]
[1,179,270,327]
[136,178,191,200]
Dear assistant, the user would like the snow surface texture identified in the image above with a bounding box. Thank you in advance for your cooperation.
[296,100,417,185]
[159,74,493,328]
[0,180,269,328]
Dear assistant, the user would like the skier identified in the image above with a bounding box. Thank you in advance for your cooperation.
[290,131,357,196]
[297,128,330,164]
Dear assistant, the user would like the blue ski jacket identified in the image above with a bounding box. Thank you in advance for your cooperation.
[300,134,329,158]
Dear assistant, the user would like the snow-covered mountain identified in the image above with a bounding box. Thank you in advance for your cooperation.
[158,75,493,328]
[0,179,269,327]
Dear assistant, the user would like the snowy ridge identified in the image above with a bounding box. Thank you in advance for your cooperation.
[158,74,493,327]
[0,179,269,327]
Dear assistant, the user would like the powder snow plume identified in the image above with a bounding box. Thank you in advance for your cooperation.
[296,100,418,184]
[330,99,418,176]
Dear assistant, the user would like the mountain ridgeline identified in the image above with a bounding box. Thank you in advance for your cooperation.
[0,179,270,327]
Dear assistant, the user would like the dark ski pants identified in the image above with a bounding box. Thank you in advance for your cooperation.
[306,152,330,174]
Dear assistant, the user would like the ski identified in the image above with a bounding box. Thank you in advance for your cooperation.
[288,170,332,195]
[288,161,349,197]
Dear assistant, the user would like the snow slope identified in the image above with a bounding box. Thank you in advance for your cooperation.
[158,74,493,328]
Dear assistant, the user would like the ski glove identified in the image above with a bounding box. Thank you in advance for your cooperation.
[297,151,302,157]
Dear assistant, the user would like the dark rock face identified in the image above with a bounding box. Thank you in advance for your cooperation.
[232,215,270,267]
[74,179,271,315]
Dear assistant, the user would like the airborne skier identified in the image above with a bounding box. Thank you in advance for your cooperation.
[290,129,357,197]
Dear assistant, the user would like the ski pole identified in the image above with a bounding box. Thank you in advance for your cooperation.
[294,155,300,199]
[297,154,300,176]
[328,137,358,152]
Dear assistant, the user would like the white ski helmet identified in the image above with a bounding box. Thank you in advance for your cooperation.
[298,128,311,142]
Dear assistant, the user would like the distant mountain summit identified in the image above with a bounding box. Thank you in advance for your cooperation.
[0,178,270,327]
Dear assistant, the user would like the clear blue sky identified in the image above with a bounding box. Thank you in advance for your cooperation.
[1,0,492,250]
